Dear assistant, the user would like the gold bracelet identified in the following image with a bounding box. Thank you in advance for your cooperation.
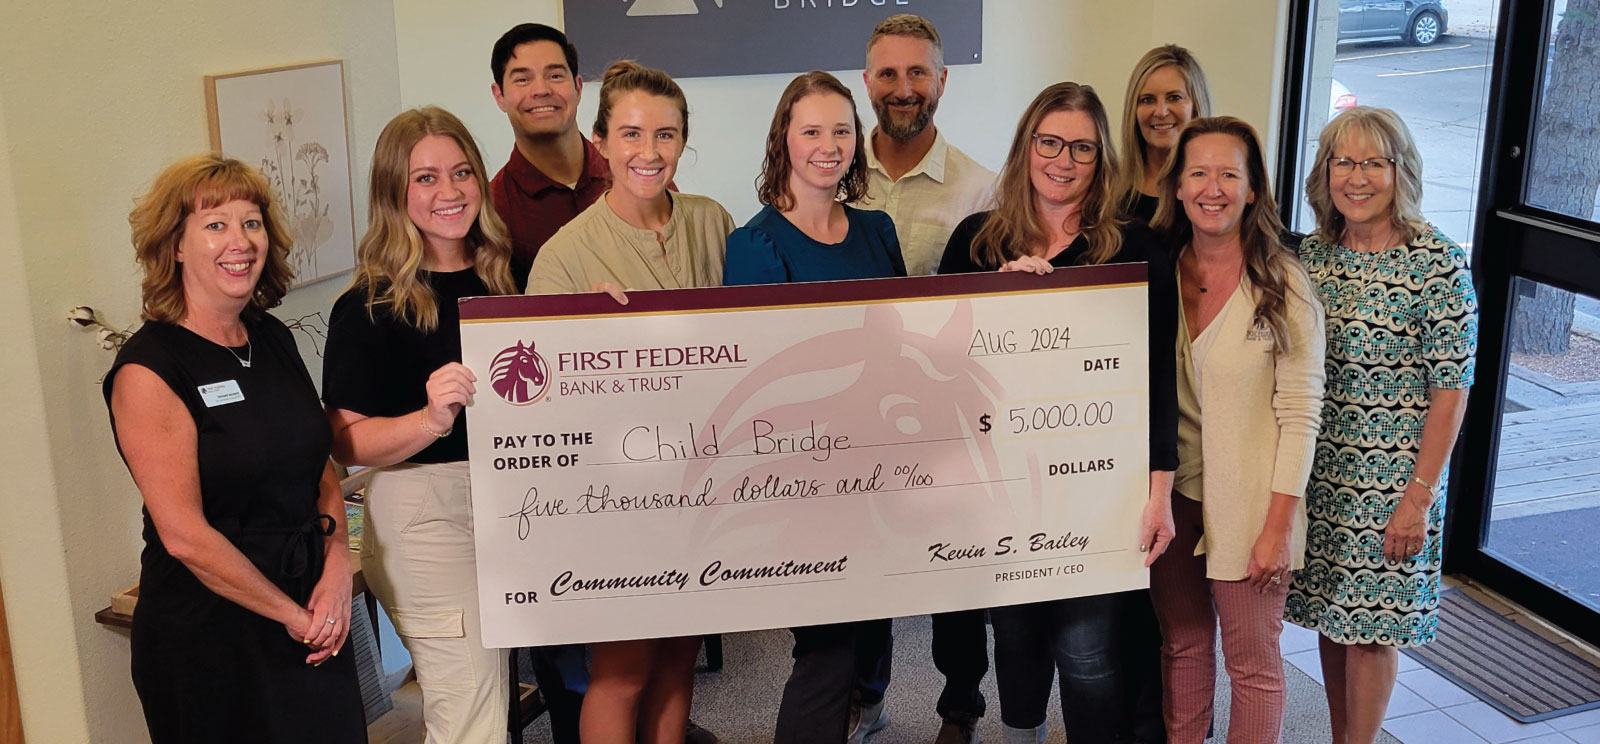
[1409,473,1440,497]
[420,409,452,439]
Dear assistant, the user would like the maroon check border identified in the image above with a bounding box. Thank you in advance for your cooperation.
[460,263,1148,321]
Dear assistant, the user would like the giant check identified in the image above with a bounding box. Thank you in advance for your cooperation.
[461,265,1150,647]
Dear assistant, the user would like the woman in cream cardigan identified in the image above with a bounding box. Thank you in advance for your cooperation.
[1147,117,1325,744]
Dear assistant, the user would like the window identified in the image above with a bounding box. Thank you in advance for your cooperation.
[1285,0,1501,248]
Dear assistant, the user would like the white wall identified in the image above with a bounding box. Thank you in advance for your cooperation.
[0,86,94,744]
[0,0,402,740]
[392,0,1292,225]
[0,1,1287,740]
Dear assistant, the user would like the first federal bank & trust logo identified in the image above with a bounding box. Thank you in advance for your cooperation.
[491,341,552,406]
[625,0,723,16]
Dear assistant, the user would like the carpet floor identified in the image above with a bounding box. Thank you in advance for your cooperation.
[516,614,1396,743]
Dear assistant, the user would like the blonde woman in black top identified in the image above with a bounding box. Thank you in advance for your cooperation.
[323,106,518,743]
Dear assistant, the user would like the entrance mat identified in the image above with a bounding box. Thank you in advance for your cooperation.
[1405,589,1600,723]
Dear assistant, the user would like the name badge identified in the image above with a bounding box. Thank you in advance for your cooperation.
[198,380,245,408]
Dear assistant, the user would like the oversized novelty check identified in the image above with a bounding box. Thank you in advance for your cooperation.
[461,265,1150,647]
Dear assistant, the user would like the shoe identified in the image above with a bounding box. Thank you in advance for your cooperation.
[846,699,890,744]
[934,716,980,744]
[684,719,719,744]
[1000,724,1045,744]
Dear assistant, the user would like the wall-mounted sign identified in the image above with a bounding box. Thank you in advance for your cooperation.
[564,0,982,80]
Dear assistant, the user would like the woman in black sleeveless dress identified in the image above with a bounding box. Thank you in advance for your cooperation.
[104,154,365,743]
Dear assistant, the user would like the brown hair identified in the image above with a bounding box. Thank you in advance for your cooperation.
[1116,45,1213,213]
[353,106,515,332]
[593,60,690,142]
[128,154,294,323]
[866,14,945,70]
[755,71,869,211]
[970,82,1124,269]
[1152,116,1308,353]
[1304,106,1428,245]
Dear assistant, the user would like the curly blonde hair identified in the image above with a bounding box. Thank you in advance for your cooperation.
[128,154,294,323]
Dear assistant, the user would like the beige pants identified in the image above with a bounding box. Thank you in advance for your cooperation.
[363,462,509,744]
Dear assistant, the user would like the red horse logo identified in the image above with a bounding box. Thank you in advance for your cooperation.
[491,341,550,406]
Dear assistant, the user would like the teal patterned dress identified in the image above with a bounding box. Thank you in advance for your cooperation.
[1284,225,1478,647]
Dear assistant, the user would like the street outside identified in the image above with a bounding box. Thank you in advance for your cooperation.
[1316,0,1600,612]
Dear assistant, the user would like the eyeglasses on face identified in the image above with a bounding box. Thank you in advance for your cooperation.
[1326,156,1395,176]
[1032,134,1100,164]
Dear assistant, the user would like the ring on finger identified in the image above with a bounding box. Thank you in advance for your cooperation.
[326,618,336,625]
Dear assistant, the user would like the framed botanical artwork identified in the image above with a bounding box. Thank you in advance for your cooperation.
[206,60,356,288]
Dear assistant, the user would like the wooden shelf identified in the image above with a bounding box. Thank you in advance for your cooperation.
[94,607,132,629]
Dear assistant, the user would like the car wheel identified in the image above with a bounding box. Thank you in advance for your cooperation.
[1409,11,1442,46]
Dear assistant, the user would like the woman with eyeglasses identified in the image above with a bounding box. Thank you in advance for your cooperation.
[1285,107,1477,744]
[937,81,1178,744]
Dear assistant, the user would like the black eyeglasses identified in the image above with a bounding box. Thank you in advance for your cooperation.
[1032,134,1100,164]
[1326,156,1396,176]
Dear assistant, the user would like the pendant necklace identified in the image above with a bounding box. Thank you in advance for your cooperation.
[224,339,253,368]
[183,317,251,368]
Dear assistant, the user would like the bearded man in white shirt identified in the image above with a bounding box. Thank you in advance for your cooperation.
[858,14,996,278]
[847,20,996,744]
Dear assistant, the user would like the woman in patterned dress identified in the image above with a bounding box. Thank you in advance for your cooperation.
[1285,106,1478,744]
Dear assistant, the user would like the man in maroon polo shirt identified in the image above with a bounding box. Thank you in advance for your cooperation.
[489,23,609,281]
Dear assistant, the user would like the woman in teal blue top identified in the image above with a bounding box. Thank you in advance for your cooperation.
[723,71,905,286]
[725,70,903,744]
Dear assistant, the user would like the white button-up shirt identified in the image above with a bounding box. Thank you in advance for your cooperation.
[859,130,996,276]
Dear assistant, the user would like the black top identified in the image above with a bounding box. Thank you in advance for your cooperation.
[323,268,490,463]
[103,315,364,742]
[937,211,1180,472]
[1129,192,1160,224]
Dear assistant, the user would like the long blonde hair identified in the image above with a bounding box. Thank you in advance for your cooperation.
[353,106,515,331]
[129,154,294,323]
[1116,45,1212,214]
[1152,117,1308,353]
[970,82,1124,268]
[1304,106,1428,245]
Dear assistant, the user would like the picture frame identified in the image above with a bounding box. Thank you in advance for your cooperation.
[205,60,356,288]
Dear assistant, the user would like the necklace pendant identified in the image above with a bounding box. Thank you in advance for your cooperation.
[238,359,251,368]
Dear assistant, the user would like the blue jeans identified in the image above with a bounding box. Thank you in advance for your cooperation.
[990,594,1121,743]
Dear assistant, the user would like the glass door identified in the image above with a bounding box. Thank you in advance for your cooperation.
[1448,0,1600,645]
[1277,0,1600,644]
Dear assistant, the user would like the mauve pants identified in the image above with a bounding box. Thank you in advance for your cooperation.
[1149,495,1289,744]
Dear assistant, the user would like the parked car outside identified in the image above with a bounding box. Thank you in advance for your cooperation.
[1330,78,1359,119]
[1338,0,1449,46]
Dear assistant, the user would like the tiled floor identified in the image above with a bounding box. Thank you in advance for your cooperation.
[1280,579,1600,744]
